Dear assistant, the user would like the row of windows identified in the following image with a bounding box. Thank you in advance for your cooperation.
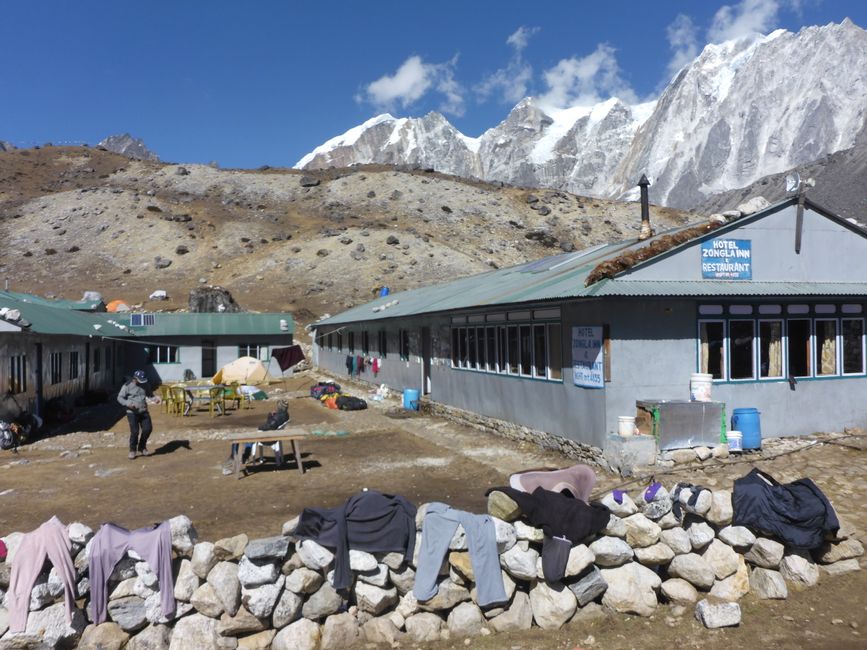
[451,323,563,381]
[699,317,865,381]
[318,329,411,360]
[147,344,269,365]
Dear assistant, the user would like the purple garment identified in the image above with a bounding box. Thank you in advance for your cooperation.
[7,516,77,632]
[612,489,625,504]
[89,521,176,624]
[644,482,663,502]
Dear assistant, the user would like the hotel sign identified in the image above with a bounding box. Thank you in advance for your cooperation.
[701,239,752,280]
[572,326,604,389]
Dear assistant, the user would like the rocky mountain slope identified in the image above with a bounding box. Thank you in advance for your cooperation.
[299,20,867,210]
[0,146,693,325]
[97,133,160,161]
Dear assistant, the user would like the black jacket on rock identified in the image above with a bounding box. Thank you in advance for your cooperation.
[294,490,417,589]
[732,468,839,550]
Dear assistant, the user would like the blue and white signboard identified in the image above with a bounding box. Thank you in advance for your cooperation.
[701,239,752,279]
[572,326,604,388]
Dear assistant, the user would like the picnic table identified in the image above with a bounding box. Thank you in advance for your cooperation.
[223,429,312,479]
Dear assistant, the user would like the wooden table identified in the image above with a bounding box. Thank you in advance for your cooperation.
[224,430,311,479]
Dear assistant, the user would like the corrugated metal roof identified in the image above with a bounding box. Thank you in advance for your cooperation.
[120,312,295,336]
[1,290,104,311]
[317,196,867,328]
[0,293,127,336]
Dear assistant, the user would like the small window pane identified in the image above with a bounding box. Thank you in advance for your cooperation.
[476,327,486,370]
[729,320,754,380]
[467,327,477,369]
[816,320,838,376]
[519,325,532,375]
[507,326,519,374]
[497,326,507,373]
[451,329,459,366]
[547,324,562,380]
[788,319,812,377]
[486,327,497,372]
[842,319,864,374]
[458,328,467,367]
[699,322,725,379]
[759,321,783,378]
[533,325,546,377]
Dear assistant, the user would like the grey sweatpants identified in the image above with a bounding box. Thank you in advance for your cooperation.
[413,502,507,607]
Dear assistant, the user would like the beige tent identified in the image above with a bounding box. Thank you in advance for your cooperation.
[213,356,270,385]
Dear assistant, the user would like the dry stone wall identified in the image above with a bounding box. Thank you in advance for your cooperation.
[0,486,862,649]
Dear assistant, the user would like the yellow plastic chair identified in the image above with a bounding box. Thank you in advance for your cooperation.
[208,385,225,417]
[224,382,242,410]
[159,385,175,415]
[170,386,190,416]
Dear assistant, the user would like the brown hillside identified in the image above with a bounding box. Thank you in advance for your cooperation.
[0,146,695,325]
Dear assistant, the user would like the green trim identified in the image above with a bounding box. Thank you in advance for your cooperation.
[450,365,564,384]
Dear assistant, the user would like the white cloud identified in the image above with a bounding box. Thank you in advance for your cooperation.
[537,44,637,110]
[665,14,699,80]
[477,26,539,105]
[708,0,781,42]
[359,55,465,116]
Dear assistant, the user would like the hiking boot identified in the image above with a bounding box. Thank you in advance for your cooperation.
[139,448,152,457]
[128,451,137,460]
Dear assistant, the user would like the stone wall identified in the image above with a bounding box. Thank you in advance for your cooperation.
[0,485,863,649]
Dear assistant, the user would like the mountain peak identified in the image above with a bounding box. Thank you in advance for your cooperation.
[98,133,159,161]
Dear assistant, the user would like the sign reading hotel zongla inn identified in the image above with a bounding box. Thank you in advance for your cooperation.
[572,326,604,388]
[701,238,752,280]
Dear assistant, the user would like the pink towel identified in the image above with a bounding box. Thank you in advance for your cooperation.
[509,464,597,503]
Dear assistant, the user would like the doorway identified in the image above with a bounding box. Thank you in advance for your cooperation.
[201,340,216,378]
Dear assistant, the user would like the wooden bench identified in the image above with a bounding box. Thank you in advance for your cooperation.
[223,429,311,479]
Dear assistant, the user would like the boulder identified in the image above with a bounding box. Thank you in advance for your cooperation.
[566,566,608,606]
[301,583,342,620]
[192,542,218,579]
[744,537,784,568]
[174,559,200,602]
[687,522,716,550]
[622,514,661,548]
[602,514,627,538]
[1,533,24,565]
[633,542,675,566]
[296,540,334,570]
[376,552,405,570]
[821,559,862,576]
[678,488,711,515]
[68,522,94,546]
[299,175,320,187]
[23,602,87,647]
[780,553,819,588]
[126,624,172,650]
[237,557,278,589]
[348,550,377,572]
[639,488,673,521]
[417,578,469,611]
[656,511,680,530]
[190,582,226,618]
[500,543,539,580]
[244,537,290,563]
[405,612,443,642]
[750,567,788,599]
[600,562,661,617]
[529,581,577,630]
[694,599,741,629]
[493,517,517,553]
[718,526,757,550]
[237,630,276,650]
[447,601,486,636]
[320,612,360,650]
[709,555,750,602]
[660,578,699,605]
[470,570,515,605]
[168,613,223,650]
[448,552,474,581]
[706,491,733,526]
[285,568,323,595]
[565,544,595,577]
[395,592,420,619]
[214,535,248,562]
[362,617,403,644]
[169,516,198,558]
[281,516,299,537]
[703,539,740,580]
[78,622,129,650]
[271,588,303,629]
[601,492,638,517]
[216,606,266,636]
[489,590,533,632]
[207,562,241,616]
[388,564,416,595]
[357,563,389,587]
[354,583,398,615]
[668,554,715,590]
[108,596,148,632]
[660,527,692,555]
[145,592,188,624]
[815,538,864,564]
[737,196,770,216]
[271,617,320,650]
[241,575,284,619]
[589,536,633,567]
[188,286,241,313]
[514,521,544,542]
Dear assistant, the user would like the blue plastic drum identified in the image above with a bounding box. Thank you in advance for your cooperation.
[403,388,420,411]
[731,408,762,449]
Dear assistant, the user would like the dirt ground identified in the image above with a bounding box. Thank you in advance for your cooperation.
[1,372,865,649]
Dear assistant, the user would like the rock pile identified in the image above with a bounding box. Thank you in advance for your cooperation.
[0,486,862,648]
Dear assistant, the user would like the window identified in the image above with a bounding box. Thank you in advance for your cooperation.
[699,321,725,379]
[50,352,62,385]
[519,325,532,376]
[148,345,179,364]
[239,344,268,361]
[451,329,460,367]
[9,355,26,393]
[485,326,496,372]
[69,351,80,380]
[788,319,811,377]
[130,313,156,326]
[842,319,865,375]
[533,325,546,378]
[476,327,486,370]
[399,329,410,361]
[347,331,355,353]
[327,333,333,350]
[467,327,477,369]
[507,326,519,374]
[759,320,783,378]
[361,331,370,355]
[336,331,343,352]
[729,320,754,380]
[378,330,388,358]
[548,323,562,380]
[816,319,838,376]
[497,325,507,373]
[93,347,101,373]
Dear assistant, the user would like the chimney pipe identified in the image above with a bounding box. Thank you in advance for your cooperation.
[638,174,652,240]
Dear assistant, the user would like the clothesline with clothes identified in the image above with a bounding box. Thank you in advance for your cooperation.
[344,354,383,377]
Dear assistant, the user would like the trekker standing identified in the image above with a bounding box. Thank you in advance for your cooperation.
[117,370,153,460]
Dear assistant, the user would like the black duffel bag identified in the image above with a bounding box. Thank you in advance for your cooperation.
[336,395,367,411]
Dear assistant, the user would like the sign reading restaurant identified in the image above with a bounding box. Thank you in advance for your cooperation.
[701,238,752,280]
[572,326,604,388]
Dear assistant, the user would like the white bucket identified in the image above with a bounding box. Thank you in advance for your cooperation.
[618,415,637,437]
[728,431,743,452]
[690,373,713,402]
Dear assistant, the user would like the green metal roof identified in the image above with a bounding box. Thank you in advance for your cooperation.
[120,312,294,336]
[0,293,127,336]
[1,290,105,311]
[317,196,867,328]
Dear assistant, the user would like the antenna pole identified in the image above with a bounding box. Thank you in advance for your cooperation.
[795,181,806,254]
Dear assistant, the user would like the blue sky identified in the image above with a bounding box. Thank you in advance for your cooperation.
[1,1,864,168]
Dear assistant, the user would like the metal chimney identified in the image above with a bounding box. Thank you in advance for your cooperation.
[638,174,652,240]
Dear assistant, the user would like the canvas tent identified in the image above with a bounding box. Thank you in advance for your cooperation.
[213,356,270,385]
[106,299,130,313]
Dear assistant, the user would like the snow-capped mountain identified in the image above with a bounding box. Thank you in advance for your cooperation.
[298,19,867,209]
[98,133,159,161]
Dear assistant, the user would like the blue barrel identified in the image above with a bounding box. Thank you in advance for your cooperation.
[403,388,420,411]
[731,408,762,449]
[380,286,390,297]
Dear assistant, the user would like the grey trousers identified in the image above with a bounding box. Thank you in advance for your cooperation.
[413,502,507,607]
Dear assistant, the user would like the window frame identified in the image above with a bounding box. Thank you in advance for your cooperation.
[727,319,756,381]
[149,344,179,365]
[757,319,785,380]
[238,343,269,362]
[842,318,865,376]
[9,355,27,393]
[698,319,727,381]
[69,350,80,380]
[814,318,839,377]
[49,351,62,385]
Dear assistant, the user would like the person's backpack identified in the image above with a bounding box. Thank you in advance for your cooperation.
[0,422,16,450]
[336,395,367,411]
[310,382,341,399]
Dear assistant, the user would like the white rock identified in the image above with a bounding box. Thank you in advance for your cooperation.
[656,511,680,529]
[191,542,218,579]
[207,561,241,616]
[660,578,698,605]
[23,601,87,647]
[529,581,577,630]
[600,562,661,617]
[660,527,691,555]
[679,488,711,515]
[320,611,360,650]
[281,516,299,537]
[588,536,633,567]
[565,544,595,577]
[242,575,284,619]
[272,617,320,650]
[706,491,733,526]
[405,612,443,642]
[695,598,741,628]
[237,556,278,588]
[271,588,303,629]
[168,515,198,558]
[489,590,533,632]
[702,539,740,579]
[297,540,334,570]
[622,514,661,548]
[709,555,750,602]
[377,552,405,570]
[492,517,517,553]
[694,446,712,461]
[499,543,539,580]
[348,550,377,572]
[1,532,24,564]
[821,559,862,576]
[388,564,416,595]
[780,553,819,588]
[68,522,94,545]
[396,592,420,619]
[190,582,225,618]
[285,567,323,594]
[362,616,402,645]
[447,601,485,636]
[743,537,784,568]
[668,554,715,590]
[750,567,788,599]
[737,196,770,216]
[601,492,638,517]
[687,522,715,550]
[634,542,675,566]
[357,563,389,587]
[718,526,757,550]
[354,583,398,615]
[602,514,627,538]
[816,538,865,564]
[514,520,544,542]
[174,559,200,602]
